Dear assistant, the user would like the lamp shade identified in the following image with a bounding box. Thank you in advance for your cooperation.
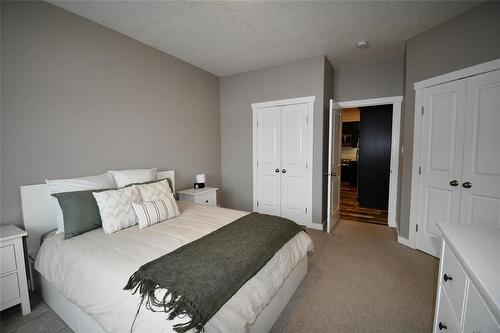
[195,174,206,183]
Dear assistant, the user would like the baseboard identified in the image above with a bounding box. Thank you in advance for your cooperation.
[397,235,411,248]
[308,223,324,231]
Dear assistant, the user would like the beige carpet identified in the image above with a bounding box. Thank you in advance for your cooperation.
[0,219,438,333]
[271,220,439,333]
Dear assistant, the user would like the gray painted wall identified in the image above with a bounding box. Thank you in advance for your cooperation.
[220,56,327,225]
[1,1,221,226]
[398,1,500,238]
[334,59,404,102]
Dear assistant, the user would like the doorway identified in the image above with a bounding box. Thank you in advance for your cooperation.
[324,96,403,228]
[339,106,391,225]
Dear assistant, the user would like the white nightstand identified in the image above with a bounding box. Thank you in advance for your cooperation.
[178,187,218,207]
[0,225,31,315]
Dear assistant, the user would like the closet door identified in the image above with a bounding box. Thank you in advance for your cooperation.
[256,106,281,216]
[417,79,467,257]
[280,103,309,223]
[459,69,500,228]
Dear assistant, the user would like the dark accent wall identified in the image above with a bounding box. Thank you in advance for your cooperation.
[398,1,500,238]
[358,105,392,209]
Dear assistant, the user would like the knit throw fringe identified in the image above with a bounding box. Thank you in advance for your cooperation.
[124,272,203,333]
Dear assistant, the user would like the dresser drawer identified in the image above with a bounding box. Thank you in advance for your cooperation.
[436,289,461,333]
[463,282,500,333]
[441,244,467,321]
[0,245,17,275]
[0,272,20,304]
[194,192,216,206]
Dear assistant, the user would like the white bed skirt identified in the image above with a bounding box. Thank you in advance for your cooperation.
[36,256,308,333]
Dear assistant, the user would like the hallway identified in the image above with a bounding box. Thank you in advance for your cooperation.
[340,182,388,226]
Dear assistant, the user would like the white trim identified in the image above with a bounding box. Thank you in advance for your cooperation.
[338,96,402,109]
[414,58,500,90]
[308,223,324,231]
[408,58,500,250]
[336,96,402,230]
[397,235,411,248]
[252,96,316,109]
[252,96,315,228]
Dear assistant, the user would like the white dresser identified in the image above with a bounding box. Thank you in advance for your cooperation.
[0,225,31,315]
[178,187,218,207]
[434,224,499,332]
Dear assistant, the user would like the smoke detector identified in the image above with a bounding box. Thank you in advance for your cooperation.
[356,40,369,49]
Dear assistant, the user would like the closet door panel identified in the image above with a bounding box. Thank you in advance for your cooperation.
[257,107,281,216]
[460,69,500,228]
[280,103,308,223]
[417,79,467,257]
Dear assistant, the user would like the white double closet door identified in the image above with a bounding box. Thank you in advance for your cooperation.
[254,103,310,225]
[417,69,500,257]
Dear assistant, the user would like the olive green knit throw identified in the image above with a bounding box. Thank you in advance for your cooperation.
[124,212,304,332]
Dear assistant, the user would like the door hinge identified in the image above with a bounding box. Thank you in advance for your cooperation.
[305,207,308,213]
[421,107,424,115]
[418,166,422,175]
[257,200,259,207]
[306,162,308,169]
[416,224,419,232]
[257,161,259,167]
[306,116,309,124]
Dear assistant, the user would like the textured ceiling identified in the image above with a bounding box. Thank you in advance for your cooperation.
[48,1,479,76]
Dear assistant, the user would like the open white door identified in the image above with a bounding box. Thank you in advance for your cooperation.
[327,99,342,233]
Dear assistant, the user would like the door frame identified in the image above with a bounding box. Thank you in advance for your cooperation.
[338,96,403,229]
[408,58,500,249]
[251,96,315,228]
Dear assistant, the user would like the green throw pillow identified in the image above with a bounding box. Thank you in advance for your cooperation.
[52,188,110,239]
[124,177,173,192]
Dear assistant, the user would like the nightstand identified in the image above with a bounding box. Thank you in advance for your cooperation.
[0,225,31,315]
[178,187,218,207]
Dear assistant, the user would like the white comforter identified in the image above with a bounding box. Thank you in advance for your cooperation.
[35,201,313,333]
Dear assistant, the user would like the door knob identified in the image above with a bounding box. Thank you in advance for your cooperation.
[462,181,472,189]
[332,172,337,177]
[443,274,453,282]
[449,180,459,187]
[438,322,447,330]
[275,168,280,173]
[282,169,286,173]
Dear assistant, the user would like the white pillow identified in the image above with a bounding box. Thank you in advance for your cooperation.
[93,186,141,234]
[133,179,172,202]
[107,168,157,188]
[45,173,116,234]
[131,193,180,229]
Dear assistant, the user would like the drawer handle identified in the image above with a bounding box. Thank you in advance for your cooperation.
[438,322,447,330]
[443,274,453,282]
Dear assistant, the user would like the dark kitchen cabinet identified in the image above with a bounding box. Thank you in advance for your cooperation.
[341,122,359,147]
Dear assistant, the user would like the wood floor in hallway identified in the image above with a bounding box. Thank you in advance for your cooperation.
[340,182,388,225]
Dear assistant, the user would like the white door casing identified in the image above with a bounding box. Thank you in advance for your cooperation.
[280,103,309,223]
[416,79,467,257]
[256,106,281,216]
[460,69,500,228]
[252,96,315,228]
[327,100,342,233]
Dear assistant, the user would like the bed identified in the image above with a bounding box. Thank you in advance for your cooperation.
[21,170,313,333]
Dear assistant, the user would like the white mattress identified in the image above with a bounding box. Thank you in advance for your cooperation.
[35,201,313,333]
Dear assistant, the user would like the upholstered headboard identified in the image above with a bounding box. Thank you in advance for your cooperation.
[20,170,175,255]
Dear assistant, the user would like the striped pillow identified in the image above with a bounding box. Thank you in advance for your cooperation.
[131,193,180,229]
